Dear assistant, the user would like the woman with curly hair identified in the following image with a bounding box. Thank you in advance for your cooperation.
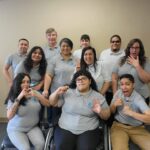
[112,38,150,104]
[15,46,47,91]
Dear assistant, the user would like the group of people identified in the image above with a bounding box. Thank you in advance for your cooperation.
[2,27,150,150]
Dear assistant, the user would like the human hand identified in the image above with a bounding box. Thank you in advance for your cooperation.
[92,99,101,114]
[127,56,140,68]
[56,86,69,95]
[122,105,132,116]
[42,90,49,98]
[114,98,124,107]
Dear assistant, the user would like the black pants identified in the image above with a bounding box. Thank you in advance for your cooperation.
[54,126,101,150]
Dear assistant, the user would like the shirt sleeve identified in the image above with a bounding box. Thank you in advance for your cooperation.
[14,61,26,77]
[7,100,13,109]
[101,62,111,81]
[46,59,55,77]
[5,55,13,66]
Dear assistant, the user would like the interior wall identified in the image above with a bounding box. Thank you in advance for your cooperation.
[0,0,150,117]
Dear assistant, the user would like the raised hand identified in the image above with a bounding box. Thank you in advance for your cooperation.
[92,99,101,114]
[56,86,69,95]
[114,98,124,107]
[127,56,140,68]
[122,105,132,116]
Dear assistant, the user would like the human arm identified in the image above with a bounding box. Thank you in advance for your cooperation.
[99,81,110,95]
[128,56,150,83]
[30,89,50,107]
[42,73,52,98]
[112,73,119,95]
[49,86,69,106]
[3,64,12,87]
[110,98,123,114]
[123,105,150,124]
[7,88,29,120]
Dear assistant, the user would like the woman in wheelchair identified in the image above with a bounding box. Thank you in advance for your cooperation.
[49,70,110,150]
[110,74,150,150]
[5,73,50,150]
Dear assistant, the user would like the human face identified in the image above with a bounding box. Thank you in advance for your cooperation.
[31,49,42,64]
[60,42,72,56]
[46,31,57,45]
[76,75,91,93]
[18,40,29,54]
[120,78,134,97]
[110,37,121,52]
[21,76,30,90]
[130,42,140,59]
[80,39,90,48]
[84,49,94,65]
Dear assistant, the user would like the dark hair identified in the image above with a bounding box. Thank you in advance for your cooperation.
[5,73,31,105]
[80,34,90,41]
[110,34,121,43]
[19,38,29,44]
[69,70,98,91]
[80,46,97,72]
[59,38,73,49]
[120,38,146,67]
[120,74,134,83]
[24,46,47,77]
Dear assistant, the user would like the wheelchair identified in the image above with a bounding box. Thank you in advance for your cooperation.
[44,120,110,150]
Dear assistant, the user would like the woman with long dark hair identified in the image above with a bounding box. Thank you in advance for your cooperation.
[80,46,110,96]
[49,70,110,150]
[112,38,150,104]
[15,46,47,91]
[5,73,50,150]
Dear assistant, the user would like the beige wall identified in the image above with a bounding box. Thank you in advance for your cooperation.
[0,0,150,117]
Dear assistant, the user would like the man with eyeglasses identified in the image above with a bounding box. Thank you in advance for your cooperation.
[99,35,125,105]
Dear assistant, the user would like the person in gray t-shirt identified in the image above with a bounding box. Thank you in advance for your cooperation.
[49,70,110,150]
[3,38,29,87]
[15,46,47,91]
[5,73,50,150]
[110,74,150,150]
[112,38,150,104]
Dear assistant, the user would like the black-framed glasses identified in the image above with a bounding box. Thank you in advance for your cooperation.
[76,76,88,82]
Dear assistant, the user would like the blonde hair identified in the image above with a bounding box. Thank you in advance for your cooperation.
[45,28,56,34]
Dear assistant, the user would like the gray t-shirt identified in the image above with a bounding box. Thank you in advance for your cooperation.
[43,44,60,61]
[58,88,109,134]
[15,61,42,87]
[113,60,150,98]
[112,89,150,126]
[5,52,27,77]
[7,97,41,132]
[47,53,77,92]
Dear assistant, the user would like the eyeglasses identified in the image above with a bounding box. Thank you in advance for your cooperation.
[130,47,140,50]
[76,77,88,82]
[111,40,120,43]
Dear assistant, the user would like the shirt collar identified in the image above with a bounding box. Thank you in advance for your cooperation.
[75,88,92,97]
[110,49,124,55]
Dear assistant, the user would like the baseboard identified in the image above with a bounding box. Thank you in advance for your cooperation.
[0,117,8,123]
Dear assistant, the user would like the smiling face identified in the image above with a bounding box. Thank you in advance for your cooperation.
[84,49,94,65]
[76,75,91,93]
[46,31,57,45]
[129,42,140,59]
[60,41,72,56]
[18,40,29,54]
[120,78,134,97]
[110,36,121,52]
[80,39,90,49]
[31,49,42,64]
[21,76,30,90]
